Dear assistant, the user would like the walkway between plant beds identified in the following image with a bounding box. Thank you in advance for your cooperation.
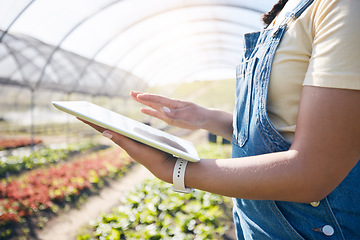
[35,164,154,240]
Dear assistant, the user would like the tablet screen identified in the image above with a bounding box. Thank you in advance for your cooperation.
[52,101,200,162]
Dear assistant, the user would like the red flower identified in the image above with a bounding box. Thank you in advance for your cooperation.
[1,147,133,223]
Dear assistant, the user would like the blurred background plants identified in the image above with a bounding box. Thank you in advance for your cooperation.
[77,143,234,240]
[77,178,233,240]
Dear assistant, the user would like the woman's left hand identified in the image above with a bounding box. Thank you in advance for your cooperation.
[77,118,176,183]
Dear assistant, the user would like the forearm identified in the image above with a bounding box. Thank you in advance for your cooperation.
[202,108,233,142]
[151,87,360,203]
[181,150,326,203]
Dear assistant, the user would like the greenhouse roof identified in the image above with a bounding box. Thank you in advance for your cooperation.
[0,0,275,97]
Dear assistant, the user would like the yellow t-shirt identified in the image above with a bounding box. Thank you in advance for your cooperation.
[267,0,360,142]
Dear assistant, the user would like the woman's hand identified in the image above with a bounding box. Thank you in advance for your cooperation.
[77,118,176,183]
[130,91,209,130]
[131,91,234,141]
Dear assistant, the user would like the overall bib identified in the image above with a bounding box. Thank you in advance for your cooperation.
[232,0,360,239]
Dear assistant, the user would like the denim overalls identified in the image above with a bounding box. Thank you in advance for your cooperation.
[231,0,360,239]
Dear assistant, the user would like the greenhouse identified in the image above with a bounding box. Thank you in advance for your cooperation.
[0,0,276,239]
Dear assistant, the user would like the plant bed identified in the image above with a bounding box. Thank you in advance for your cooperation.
[77,178,234,240]
[0,147,134,240]
[0,138,43,151]
[77,143,235,240]
[0,142,102,178]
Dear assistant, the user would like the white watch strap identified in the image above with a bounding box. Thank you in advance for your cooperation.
[172,158,192,193]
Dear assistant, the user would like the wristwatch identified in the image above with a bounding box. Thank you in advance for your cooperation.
[172,158,193,193]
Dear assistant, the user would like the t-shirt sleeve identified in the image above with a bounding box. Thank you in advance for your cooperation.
[304,0,360,90]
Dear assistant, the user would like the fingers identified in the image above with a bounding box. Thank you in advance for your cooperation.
[130,90,202,129]
[141,108,166,120]
[102,130,170,171]
[131,90,182,109]
[130,90,142,98]
[77,116,140,153]
[102,130,141,157]
[132,94,163,114]
[131,91,179,123]
[78,118,147,156]
[138,94,177,108]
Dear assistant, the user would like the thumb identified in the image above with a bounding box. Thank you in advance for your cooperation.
[102,130,138,153]
[102,130,114,139]
[101,130,168,170]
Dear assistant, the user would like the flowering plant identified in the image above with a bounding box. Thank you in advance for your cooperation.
[0,147,133,227]
[0,142,95,178]
[0,138,42,150]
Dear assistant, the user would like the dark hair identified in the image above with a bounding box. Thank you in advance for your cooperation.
[262,0,289,25]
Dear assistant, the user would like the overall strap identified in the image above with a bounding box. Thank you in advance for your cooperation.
[273,0,314,37]
[288,0,315,19]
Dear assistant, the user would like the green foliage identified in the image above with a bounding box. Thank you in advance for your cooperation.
[77,179,233,240]
[196,142,232,159]
[0,142,96,178]
[0,147,133,240]
[77,143,234,240]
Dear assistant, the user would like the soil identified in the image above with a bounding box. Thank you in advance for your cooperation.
[35,164,154,240]
[5,129,236,240]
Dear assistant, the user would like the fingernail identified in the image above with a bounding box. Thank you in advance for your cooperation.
[102,131,113,139]
[163,107,171,113]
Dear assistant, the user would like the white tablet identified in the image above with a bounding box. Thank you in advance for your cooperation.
[52,101,200,162]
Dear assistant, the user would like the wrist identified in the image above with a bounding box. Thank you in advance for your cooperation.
[201,108,222,130]
[202,109,233,141]
[172,158,193,193]
[149,155,176,184]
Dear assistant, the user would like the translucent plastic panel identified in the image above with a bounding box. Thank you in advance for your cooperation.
[0,0,277,98]
[89,4,267,86]
[184,0,276,14]
[68,3,263,66]
[123,23,245,70]
[9,0,116,46]
[133,39,241,76]
[0,45,21,81]
[127,35,242,85]
[61,0,181,58]
[145,50,240,86]
[0,0,32,31]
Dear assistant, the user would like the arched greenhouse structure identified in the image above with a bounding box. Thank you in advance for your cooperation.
[0,1,276,239]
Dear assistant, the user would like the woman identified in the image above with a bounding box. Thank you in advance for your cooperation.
[82,0,360,238]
